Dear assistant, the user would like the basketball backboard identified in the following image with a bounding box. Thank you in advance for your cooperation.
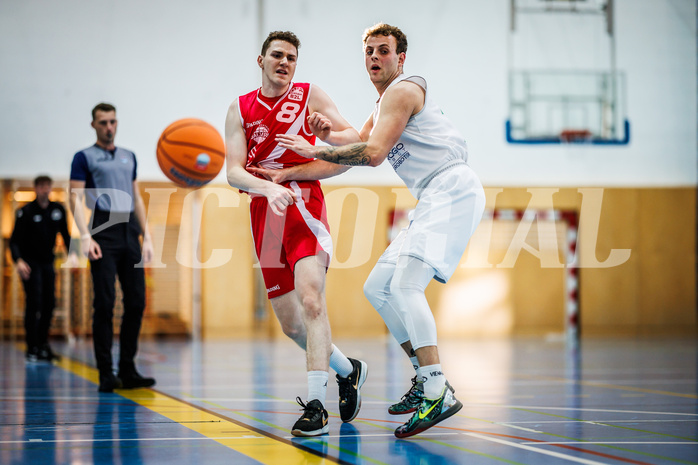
[506,0,630,145]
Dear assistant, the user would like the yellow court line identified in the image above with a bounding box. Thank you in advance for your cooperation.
[56,357,333,464]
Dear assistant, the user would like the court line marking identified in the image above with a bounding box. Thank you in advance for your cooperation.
[509,407,697,442]
[498,419,698,424]
[461,414,686,464]
[575,381,698,399]
[522,442,698,445]
[55,356,340,465]
[466,433,610,465]
[0,436,264,444]
[517,374,698,399]
[341,415,657,465]
[332,417,533,465]
[193,398,390,465]
[465,404,698,416]
[194,404,530,465]
[495,423,543,433]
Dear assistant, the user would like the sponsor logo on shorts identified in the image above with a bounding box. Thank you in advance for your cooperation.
[266,284,280,294]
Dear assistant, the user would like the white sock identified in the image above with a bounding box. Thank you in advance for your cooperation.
[419,364,446,399]
[307,371,329,405]
[329,345,354,378]
[409,355,420,374]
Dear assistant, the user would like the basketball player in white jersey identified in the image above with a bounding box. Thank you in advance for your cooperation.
[276,23,486,438]
[225,31,367,437]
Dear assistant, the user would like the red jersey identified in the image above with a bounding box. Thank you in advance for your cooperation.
[238,82,316,170]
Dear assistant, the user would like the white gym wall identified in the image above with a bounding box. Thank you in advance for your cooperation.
[0,0,695,187]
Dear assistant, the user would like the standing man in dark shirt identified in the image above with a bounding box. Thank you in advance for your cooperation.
[69,102,155,393]
[10,175,71,362]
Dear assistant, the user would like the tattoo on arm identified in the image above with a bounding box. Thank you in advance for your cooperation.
[316,143,371,166]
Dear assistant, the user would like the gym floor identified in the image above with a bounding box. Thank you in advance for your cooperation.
[1,336,696,464]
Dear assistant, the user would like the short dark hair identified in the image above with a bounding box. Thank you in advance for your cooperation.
[34,175,52,187]
[362,23,408,55]
[261,31,300,56]
[92,102,116,121]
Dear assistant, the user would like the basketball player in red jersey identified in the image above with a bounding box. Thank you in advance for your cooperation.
[225,31,367,437]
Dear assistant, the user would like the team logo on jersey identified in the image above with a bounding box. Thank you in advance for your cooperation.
[195,153,210,171]
[33,214,42,223]
[288,87,304,102]
[252,124,270,144]
[51,209,63,221]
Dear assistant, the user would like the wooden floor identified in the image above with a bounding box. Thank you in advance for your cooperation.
[1,335,696,464]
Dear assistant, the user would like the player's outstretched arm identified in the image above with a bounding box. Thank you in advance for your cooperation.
[248,159,350,184]
[225,100,297,215]
[252,110,377,182]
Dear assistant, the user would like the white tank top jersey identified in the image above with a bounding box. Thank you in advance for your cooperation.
[372,74,469,198]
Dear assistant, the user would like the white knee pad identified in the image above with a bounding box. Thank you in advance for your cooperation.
[364,262,410,344]
[390,257,438,350]
[363,263,390,310]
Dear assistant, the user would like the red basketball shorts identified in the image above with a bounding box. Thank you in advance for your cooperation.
[249,180,333,299]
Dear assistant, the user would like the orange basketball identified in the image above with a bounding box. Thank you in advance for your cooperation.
[156,118,225,187]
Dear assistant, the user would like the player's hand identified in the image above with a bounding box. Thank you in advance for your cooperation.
[16,259,31,280]
[248,166,287,184]
[82,234,102,261]
[307,112,331,141]
[141,235,154,264]
[263,182,298,216]
[276,134,316,159]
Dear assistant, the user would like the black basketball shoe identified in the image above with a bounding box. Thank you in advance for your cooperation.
[291,397,329,437]
[337,358,368,422]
